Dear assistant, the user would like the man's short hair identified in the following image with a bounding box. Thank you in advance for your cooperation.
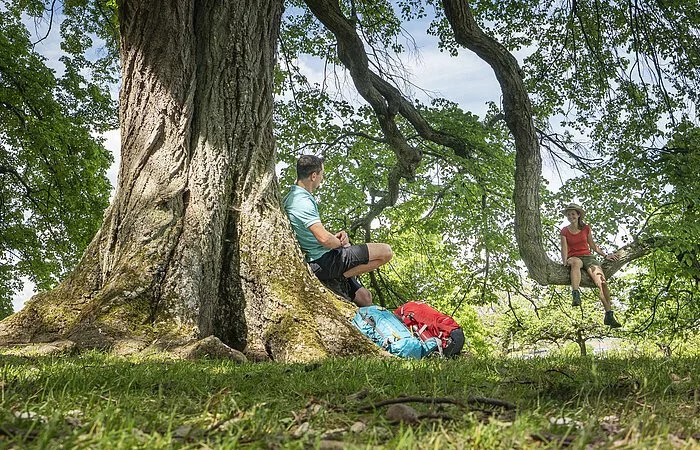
[296,155,324,180]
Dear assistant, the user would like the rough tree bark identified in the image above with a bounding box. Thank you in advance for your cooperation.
[0,0,376,361]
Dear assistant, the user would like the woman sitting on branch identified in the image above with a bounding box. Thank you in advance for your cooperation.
[560,203,622,328]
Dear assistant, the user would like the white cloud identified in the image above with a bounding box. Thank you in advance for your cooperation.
[11,279,35,313]
[404,48,499,117]
[103,129,121,197]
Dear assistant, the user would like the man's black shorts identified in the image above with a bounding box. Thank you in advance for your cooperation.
[320,276,364,302]
[309,244,369,280]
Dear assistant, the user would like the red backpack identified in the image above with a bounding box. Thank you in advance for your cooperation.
[394,301,460,349]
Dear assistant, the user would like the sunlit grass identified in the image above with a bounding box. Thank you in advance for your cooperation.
[1,351,698,448]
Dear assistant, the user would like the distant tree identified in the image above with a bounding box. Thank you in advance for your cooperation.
[496,283,625,357]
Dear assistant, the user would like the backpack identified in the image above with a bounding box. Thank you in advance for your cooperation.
[351,306,439,359]
[394,301,461,350]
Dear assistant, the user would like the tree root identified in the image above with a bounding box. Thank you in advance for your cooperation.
[0,335,247,362]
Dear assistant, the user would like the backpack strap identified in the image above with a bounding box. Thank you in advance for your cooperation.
[432,338,443,356]
[424,337,442,357]
[361,312,391,349]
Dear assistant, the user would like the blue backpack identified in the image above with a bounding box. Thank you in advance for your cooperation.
[351,306,439,359]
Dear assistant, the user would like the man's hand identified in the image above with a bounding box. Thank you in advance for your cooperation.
[335,230,350,248]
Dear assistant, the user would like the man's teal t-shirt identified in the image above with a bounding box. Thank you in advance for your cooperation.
[283,185,329,262]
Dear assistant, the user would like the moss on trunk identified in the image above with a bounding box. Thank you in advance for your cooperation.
[0,0,380,362]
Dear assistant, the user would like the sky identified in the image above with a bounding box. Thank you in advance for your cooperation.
[10,8,574,312]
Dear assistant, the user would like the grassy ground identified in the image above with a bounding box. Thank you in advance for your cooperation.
[1,351,699,449]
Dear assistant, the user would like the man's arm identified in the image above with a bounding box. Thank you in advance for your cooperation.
[309,222,343,249]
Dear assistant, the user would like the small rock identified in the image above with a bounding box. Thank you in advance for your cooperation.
[14,411,46,422]
[131,428,149,443]
[292,421,310,438]
[177,336,247,362]
[111,339,148,356]
[320,428,346,439]
[549,416,581,427]
[64,410,84,427]
[22,340,76,356]
[386,404,419,424]
[172,425,192,439]
[350,421,366,433]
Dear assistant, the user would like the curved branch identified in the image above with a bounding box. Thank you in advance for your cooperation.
[354,395,516,412]
[303,0,476,228]
[535,126,602,169]
[31,0,57,47]
[442,0,551,283]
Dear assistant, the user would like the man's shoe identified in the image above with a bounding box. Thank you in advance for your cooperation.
[604,311,622,328]
[571,289,581,307]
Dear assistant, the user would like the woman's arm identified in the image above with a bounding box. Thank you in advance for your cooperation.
[560,234,568,265]
[587,227,618,260]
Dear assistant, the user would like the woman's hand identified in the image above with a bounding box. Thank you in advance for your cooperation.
[605,252,619,261]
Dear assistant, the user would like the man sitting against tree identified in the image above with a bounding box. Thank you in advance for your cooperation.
[283,155,393,307]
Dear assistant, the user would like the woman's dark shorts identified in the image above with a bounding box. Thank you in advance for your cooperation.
[309,244,369,280]
[577,255,602,270]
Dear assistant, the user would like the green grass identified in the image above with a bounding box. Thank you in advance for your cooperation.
[1,351,699,449]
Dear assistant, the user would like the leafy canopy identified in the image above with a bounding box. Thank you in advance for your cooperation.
[4,0,700,352]
[0,4,116,317]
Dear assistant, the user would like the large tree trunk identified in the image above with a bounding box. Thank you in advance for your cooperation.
[442,0,550,282]
[0,0,375,361]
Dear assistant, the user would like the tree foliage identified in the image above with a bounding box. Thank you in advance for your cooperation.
[0,5,116,317]
[2,0,699,354]
[275,0,700,353]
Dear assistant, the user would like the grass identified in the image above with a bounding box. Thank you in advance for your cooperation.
[1,351,699,449]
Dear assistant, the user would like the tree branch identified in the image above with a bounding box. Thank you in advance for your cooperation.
[442,0,551,283]
[303,0,476,229]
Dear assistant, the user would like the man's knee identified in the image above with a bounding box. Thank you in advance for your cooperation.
[382,244,393,263]
[372,243,392,264]
[353,288,373,307]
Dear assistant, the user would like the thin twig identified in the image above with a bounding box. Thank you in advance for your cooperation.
[354,395,515,413]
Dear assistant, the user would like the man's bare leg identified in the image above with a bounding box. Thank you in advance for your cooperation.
[343,243,393,278]
[353,287,373,307]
